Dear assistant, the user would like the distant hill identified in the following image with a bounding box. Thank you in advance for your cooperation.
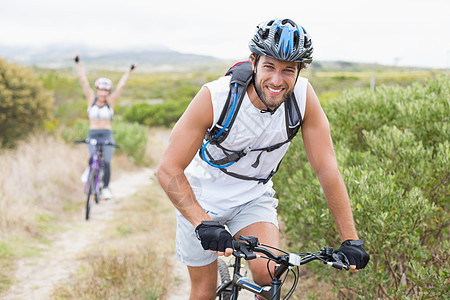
[0,43,228,71]
[0,44,430,72]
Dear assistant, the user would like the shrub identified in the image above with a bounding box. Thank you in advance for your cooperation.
[112,118,149,165]
[123,81,197,128]
[123,99,190,128]
[61,118,148,165]
[274,75,449,299]
[0,59,54,148]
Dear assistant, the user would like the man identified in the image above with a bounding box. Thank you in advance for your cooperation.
[157,18,369,299]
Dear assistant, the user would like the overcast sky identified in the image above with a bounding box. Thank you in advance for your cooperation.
[1,0,449,68]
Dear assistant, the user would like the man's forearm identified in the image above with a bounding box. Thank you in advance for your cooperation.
[157,167,210,226]
[318,170,359,241]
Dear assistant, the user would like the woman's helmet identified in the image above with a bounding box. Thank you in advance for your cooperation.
[95,78,113,91]
[249,18,313,63]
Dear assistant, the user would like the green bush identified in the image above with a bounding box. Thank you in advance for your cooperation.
[123,81,198,128]
[123,99,191,127]
[61,118,148,165]
[112,118,149,165]
[0,59,54,148]
[274,75,449,298]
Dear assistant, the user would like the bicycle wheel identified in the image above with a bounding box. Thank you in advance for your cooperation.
[217,258,232,300]
[86,169,96,220]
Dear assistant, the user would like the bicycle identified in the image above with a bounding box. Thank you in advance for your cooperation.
[75,138,119,220]
[216,235,349,300]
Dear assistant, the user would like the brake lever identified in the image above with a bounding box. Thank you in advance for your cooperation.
[232,240,257,260]
[330,253,350,270]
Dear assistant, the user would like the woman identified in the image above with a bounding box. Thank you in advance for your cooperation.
[74,54,136,199]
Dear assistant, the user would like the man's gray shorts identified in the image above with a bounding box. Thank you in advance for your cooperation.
[175,189,279,267]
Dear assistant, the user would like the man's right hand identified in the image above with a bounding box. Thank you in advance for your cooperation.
[73,55,79,63]
[195,221,233,255]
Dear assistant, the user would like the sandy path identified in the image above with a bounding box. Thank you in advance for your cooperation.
[2,168,155,300]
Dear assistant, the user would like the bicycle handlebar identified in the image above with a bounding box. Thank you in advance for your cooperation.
[232,235,349,271]
[74,138,120,148]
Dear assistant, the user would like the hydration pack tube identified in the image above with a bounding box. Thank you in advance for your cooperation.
[199,61,303,183]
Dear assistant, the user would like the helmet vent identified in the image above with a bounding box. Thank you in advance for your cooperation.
[274,29,281,44]
[293,31,300,49]
[259,28,270,40]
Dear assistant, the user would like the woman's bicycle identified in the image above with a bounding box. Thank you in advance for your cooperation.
[216,235,349,300]
[75,138,119,220]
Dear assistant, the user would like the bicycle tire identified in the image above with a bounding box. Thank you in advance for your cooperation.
[86,170,96,220]
[94,169,100,204]
[217,258,232,300]
[96,167,104,203]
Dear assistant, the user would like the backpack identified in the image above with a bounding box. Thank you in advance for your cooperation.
[199,61,303,184]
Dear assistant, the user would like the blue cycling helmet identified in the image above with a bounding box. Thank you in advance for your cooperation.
[249,18,313,63]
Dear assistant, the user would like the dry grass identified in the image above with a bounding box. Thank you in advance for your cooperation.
[52,182,177,299]
[0,134,87,237]
[0,134,88,291]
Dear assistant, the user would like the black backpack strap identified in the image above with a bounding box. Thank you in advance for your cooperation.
[285,93,302,139]
[207,61,253,144]
[91,96,110,109]
[202,144,251,166]
[219,159,284,184]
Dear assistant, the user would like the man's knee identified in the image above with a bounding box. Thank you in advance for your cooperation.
[250,259,274,286]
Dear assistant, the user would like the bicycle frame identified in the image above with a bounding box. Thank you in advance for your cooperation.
[217,254,273,299]
[75,138,119,220]
[84,143,104,196]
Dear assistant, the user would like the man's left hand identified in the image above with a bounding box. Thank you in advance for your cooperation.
[334,239,370,271]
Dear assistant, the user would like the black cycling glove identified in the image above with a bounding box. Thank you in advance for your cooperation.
[130,64,135,70]
[334,239,370,269]
[195,221,233,252]
[74,55,79,63]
